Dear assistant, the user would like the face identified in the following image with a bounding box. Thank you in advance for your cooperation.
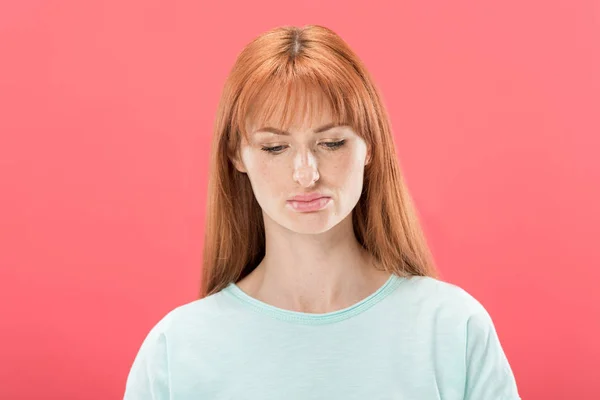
[231,96,371,235]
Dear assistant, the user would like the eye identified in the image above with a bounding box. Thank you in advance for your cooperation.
[260,145,287,154]
[321,140,346,150]
[260,140,346,155]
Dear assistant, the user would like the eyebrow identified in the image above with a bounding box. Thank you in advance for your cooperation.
[253,122,345,136]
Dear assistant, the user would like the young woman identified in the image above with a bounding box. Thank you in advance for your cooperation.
[124,25,521,399]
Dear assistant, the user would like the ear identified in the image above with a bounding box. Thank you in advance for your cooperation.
[230,151,247,173]
[365,146,372,166]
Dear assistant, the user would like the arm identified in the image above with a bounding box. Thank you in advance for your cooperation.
[123,323,171,400]
[463,307,521,400]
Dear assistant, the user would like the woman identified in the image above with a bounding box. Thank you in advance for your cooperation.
[124,25,521,399]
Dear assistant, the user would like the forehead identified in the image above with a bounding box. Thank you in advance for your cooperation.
[244,84,338,135]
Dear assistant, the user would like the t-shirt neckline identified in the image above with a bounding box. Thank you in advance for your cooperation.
[222,273,405,325]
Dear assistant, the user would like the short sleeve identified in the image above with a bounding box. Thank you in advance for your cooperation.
[464,307,521,400]
[123,320,171,400]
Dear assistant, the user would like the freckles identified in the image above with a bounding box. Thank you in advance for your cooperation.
[331,152,354,171]
[257,157,285,185]
[257,161,273,177]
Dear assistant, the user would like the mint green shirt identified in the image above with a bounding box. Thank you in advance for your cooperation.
[124,275,520,399]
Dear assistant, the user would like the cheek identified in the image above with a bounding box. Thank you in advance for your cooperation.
[325,150,365,182]
[326,151,367,205]
[241,148,266,176]
[243,153,286,196]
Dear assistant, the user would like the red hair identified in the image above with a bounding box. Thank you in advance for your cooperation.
[200,25,439,298]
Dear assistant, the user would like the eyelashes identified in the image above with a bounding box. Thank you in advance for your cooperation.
[261,140,346,154]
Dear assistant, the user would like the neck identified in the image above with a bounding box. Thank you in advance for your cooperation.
[237,212,390,314]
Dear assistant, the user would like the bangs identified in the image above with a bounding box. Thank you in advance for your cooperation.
[232,59,368,141]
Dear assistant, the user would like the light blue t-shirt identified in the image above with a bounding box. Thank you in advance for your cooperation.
[123,274,521,399]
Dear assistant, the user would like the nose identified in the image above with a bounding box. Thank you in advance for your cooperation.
[292,149,320,187]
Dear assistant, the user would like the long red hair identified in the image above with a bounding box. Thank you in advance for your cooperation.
[200,25,439,298]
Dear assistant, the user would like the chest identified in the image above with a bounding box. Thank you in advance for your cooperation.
[167,325,467,400]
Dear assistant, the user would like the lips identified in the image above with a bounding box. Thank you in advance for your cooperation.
[286,196,332,212]
[288,192,329,202]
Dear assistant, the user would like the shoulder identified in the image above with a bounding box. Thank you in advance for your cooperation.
[400,277,522,398]
[143,288,234,340]
[125,289,234,398]
[394,275,492,325]
[390,275,510,365]
[401,275,486,309]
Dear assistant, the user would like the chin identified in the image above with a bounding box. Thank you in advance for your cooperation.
[287,223,335,235]
[282,212,340,235]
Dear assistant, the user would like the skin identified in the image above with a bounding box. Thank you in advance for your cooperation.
[230,91,391,314]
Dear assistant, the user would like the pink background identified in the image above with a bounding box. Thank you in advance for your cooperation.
[1,1,599,399]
